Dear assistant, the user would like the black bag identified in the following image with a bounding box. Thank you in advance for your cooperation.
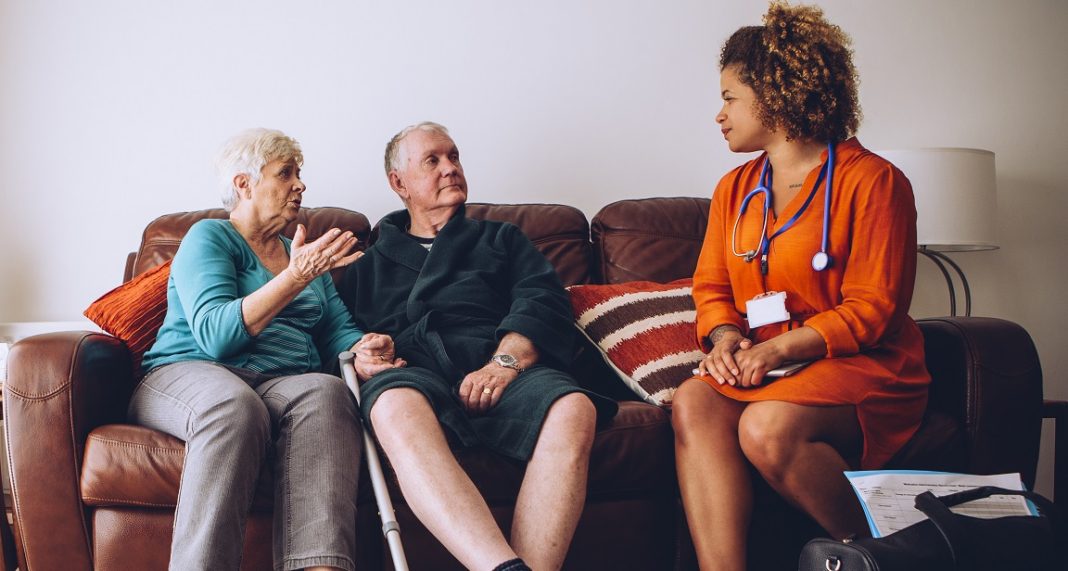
[798,486,1064,570]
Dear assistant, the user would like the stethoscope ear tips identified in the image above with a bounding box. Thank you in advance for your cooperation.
[811,252,832,271]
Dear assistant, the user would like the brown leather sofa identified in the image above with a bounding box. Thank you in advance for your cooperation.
[2,197,1048,570]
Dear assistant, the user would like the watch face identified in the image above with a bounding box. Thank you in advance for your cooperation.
[494,354,517,366]
[493,354,519,370]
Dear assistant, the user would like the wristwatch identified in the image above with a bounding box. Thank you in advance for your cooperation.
[490,353,524,373]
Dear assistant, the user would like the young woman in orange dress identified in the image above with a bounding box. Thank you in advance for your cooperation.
[671,3,930,569]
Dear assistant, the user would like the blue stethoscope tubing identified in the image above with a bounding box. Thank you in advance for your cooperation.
[730,142,835,273]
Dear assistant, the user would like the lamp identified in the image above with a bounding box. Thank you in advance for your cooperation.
[877,148,998,316]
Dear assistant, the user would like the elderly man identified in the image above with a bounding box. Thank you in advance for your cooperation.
[342,122,616,571]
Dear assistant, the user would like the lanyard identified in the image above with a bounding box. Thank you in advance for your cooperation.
[758,166,827,275]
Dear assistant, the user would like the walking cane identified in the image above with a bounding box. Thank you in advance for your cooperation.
[339,351,410,571]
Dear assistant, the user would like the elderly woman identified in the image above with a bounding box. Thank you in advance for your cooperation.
[131,128,402,571]
[672,3,930,569]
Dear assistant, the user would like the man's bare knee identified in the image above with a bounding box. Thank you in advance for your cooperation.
[369,387,432,431]
[551,393,596,425]
[539,393,597,453]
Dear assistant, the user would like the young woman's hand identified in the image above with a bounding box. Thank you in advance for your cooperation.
[731,341,786,388]
[696,326,752,386]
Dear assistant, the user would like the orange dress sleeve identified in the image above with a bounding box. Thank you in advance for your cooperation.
[804,163,918,357]
[692,167,748,352]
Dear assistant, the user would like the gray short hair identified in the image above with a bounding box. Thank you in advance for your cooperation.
[215,128,303,211]
[383,121,450,175]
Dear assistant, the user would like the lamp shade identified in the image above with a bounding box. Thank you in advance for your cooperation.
[877,148,998,251]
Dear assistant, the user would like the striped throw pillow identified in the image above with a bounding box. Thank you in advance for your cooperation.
[568,279,702,407]
[84,260,171,370]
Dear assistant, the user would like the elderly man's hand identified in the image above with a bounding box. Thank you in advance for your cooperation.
[459,364,518,415]
[352,333,406,382]
[287,225,363,285]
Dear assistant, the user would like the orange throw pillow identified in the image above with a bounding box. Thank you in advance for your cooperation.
[84,260,171,367]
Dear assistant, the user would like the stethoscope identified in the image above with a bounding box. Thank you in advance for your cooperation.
[730,142,835,275]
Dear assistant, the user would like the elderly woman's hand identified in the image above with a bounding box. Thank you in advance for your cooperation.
[352,333,406,382]
[286,224,363,285]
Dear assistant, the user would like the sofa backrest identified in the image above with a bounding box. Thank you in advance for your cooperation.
[126,199,709,288]
[125,207,373,284]
[465,202,592,287]
[591,197,710,284]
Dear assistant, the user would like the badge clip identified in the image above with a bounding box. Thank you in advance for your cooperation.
[746,291,789,329]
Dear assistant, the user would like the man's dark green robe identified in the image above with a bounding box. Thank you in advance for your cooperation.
[342,206,616,460]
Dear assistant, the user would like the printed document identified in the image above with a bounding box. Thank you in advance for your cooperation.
[844,470,1038,537]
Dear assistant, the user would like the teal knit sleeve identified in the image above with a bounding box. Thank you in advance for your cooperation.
[171,221,253,359]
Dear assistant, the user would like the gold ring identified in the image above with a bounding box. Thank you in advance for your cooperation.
[482,387,492,395]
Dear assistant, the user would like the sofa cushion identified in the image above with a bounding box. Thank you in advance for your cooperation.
[885,411,967,471]
[81,424,185,509]
[446,401,675,502]
[568,279,702,406]
[81,424,286,513]
[83,261,171,368]
[80,402,672,510]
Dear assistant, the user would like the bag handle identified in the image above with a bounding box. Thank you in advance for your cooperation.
[915,485,1055,518]
[913,486,1056,569]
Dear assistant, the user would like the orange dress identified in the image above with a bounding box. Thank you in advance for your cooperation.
[692,138,930,469]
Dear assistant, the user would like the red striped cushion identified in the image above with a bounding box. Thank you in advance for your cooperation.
[84,260,171,369]
[568,278,701,407]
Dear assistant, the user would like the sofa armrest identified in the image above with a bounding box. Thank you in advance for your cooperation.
[918,317,1043,488]
[1043,399,1067,507]
[4,331,136,571]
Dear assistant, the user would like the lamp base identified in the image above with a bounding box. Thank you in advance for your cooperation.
[918,247,972,317]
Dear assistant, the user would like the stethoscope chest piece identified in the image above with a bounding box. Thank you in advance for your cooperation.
[811,251,831,271]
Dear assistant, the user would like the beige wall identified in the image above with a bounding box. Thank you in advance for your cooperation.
[2,0,1065,494]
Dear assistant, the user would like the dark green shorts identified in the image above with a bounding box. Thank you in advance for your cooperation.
[359,365,617,462]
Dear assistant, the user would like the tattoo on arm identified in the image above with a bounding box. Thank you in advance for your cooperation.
[709,325,741,346]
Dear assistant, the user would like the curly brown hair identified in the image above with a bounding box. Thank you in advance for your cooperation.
[720,1,860,142]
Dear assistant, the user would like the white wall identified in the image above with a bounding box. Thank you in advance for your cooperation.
[2,0,1065,493]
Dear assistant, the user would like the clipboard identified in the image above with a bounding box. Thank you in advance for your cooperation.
[690,360,813,380]
[765,360,811,378]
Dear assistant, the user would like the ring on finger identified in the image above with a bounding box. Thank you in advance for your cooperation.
[482,387,492,396]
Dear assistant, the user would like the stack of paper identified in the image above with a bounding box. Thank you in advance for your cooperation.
[844,470,1038,538]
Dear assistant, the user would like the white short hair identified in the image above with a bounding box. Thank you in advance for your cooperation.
[383,121,450,175]
[215,128,303,211]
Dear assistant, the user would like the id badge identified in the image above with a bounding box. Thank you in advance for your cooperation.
[746,291,789,329]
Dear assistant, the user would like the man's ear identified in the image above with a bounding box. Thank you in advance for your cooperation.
[388,171,408,200]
